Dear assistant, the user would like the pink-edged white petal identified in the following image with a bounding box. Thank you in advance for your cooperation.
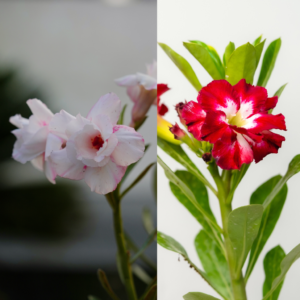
[9,115,29,129]
[31,154,44,171]
[111,125,145,166]
[49,110,76,140]
[136,73,157,90]
[65,114,90,138]
[50,148,85,180]
[127,85,141,103]
[82,156,110,168]
[115,74,139,87]
[44,159,56,184]
[84,160,126,194]
[96,134,118,159]
[212,132,253,170]
[86,93,121,125]
[12,126,48,163]
[45,133,65,159]
[92,114,113,141]
[27,99,53,124]
[198,80,239,116]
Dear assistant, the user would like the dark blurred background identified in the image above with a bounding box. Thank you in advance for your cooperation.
[0,1,157,299]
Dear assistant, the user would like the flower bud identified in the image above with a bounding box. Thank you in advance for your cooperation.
[202,152,212,163]
[175,101,187,125]
[169,123,186,140]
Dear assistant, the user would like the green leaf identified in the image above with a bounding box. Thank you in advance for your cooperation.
[225,42,256,85]
[142,207,155,234]
[157,231,187,256]
[134,116,147,131]
[158,137,217,196]
[263,154,300,210]
[223,42,235,67]
[120,162,155,199]
[183,292,220,300]
[159,42,202,91]
[195,230,232,300]
[263,246,286,300]
[117,104,127,125]
[253,35,263,46]
[158,156,221,233]
[263,243,300,299]
[228,205,264,276]
[245,176,287,281]
[144,284,157,300]
[184,41,224,79]
[97,269,120,300]
[131,264,152,284]
[88,296,101,300]
[255,39,266,68]
[269,83,288,113]
[158,231,225,297]
[120,144,150,185]
[257,38,281,87]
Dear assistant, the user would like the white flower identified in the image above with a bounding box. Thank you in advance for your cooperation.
[48,93,145,194]
[115,61,157,127]
[9,99,57,183]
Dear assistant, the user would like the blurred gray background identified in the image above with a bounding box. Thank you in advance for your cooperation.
[0,1,156,300]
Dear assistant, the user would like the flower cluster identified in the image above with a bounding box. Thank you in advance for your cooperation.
[180,79,286,170]
[10,94,145,194]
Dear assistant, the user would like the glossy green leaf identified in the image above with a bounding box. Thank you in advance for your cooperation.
[255,39,266,68]
[158,137,217,196]
[228,205,264,276]
[183,292,220,300]
[159,43,202,91]
[158,156,221,233]
[263,154,300,210]
[263,243,300,299]
[245,176,287,281]
[195,230,232,300]
[263,246,286,300]
[253,35,263,46]
[170,171,215,232]
[257,38,281,87]
[225,42,256,85]
[269,83,288,113]
[184,41,224,79]
[223,42,235,67]
[158,231,225,297]
[97,269,120,300]
[117,104,127,125]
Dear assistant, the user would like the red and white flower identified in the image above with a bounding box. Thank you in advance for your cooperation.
[48,93,145,194]
[181,79,286,170]
[9,99,57,183]
[115,61,157,127]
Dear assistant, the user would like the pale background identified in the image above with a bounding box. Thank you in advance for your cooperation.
[158,0,300,299]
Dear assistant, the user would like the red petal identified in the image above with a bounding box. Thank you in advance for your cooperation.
[157,84,170,98]
[181,101,206,140]
[158,103,169,116]
[197,80,240,115]
[201,111,228,143]
[233,79,268,117]
[245,113,286,133]
[262,96,278,112]
[252,130,285,163]
[212,132,253,170]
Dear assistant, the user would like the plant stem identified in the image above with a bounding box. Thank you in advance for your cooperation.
[111,194,137,300]
[208,162,247,300]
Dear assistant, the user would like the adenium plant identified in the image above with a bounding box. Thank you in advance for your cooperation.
[157,36,300,300]
[9,67,157,300]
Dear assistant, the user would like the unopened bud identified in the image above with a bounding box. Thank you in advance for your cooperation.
[175,101,187,126]
[169,123,186,140]
[202,152,212,163]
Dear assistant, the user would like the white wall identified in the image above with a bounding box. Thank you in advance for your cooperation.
[158,0,300,299]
